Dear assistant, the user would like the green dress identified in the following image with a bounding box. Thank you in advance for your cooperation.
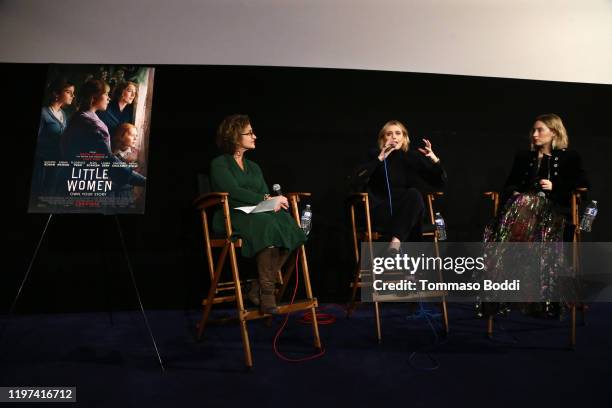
[210,154,307,258]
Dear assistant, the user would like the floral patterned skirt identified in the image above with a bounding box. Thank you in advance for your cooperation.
[483,193,566,301]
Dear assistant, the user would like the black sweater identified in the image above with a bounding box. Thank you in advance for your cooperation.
[354,149,447,209]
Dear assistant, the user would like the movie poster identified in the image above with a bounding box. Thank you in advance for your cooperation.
[28,64,155,214]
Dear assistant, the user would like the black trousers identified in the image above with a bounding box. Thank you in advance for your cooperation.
[371,187,425,242]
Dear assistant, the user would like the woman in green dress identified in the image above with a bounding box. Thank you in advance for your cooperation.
[210,114,307,314]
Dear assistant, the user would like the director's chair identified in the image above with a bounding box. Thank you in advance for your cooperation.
[194,189,321,368]
[483,188,588,348]
[347,191,449,342]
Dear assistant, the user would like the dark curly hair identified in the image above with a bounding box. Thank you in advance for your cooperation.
[216,114,251,154]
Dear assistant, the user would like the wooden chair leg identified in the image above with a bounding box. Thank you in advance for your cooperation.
[197,244,229,339]
[298,246,322,350]
[374,301,382,343]
[487,316,494,339]
[228,242,254,367]
[237,314,253,368]
[347,264,361,318]
[310,309,322,350]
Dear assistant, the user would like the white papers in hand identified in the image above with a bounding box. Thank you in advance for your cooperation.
[235,199,277,214]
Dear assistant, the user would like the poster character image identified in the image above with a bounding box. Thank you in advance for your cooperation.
[28,65,155,214]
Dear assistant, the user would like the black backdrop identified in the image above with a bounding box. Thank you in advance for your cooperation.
[5,63,611,313]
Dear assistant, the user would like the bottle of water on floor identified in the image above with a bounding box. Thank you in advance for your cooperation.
[580,200,598,232]
[434,212,447,241]
[301,204,312,236]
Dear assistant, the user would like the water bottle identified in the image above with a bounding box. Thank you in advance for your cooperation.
[434,212,447,241]
[300,204,312,236]
[580,200,598,232]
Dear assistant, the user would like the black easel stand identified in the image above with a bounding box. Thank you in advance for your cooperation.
[113,215,165,371]
[1,213,165,372]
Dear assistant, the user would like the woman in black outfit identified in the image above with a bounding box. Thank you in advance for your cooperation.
[354,120,447,252]
[480,113,589,317]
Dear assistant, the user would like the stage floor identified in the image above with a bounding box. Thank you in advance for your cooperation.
[1,303,611,407]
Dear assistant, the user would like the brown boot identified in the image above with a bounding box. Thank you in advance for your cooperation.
[260,289,279,315]
[246,280,260,306]
[256,247,280,315]
[276,249,291,278]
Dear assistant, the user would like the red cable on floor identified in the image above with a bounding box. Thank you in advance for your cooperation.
[272,248,327,362]
[297,308,336,325]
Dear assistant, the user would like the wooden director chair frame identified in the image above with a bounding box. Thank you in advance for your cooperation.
[194,191,321,367]
[347,191,450,342]
[483,188,588,348]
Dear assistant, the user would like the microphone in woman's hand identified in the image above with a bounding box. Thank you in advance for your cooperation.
[272,184,289,212]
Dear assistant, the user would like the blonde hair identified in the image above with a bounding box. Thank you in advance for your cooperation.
[530,113,569,150]
[377,120,410,152]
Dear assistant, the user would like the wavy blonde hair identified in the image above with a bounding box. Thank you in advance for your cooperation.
[377,120,410,152]
[530,113,569,150]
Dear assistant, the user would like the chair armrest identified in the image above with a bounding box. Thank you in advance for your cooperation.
[425,191,444,202]
[193,192,229,210]
[286,192,311,203]
[483,191,501,217]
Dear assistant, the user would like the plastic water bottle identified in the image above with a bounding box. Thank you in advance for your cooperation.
[434,212,447,241]
[580,200,598,232]
[300,204,312,236]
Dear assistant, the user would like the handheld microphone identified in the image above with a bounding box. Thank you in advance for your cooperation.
[272,183,288,212]
[383,142,397,155]
[272,184,282,196]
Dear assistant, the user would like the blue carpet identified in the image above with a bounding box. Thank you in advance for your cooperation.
[1,303,611,407]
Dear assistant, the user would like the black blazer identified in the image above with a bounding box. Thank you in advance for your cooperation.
[503,149,589,214]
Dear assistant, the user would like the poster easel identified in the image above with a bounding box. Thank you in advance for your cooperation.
[1,213,165,372]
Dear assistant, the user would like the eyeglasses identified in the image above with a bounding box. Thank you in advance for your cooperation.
[240,130,256,137]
